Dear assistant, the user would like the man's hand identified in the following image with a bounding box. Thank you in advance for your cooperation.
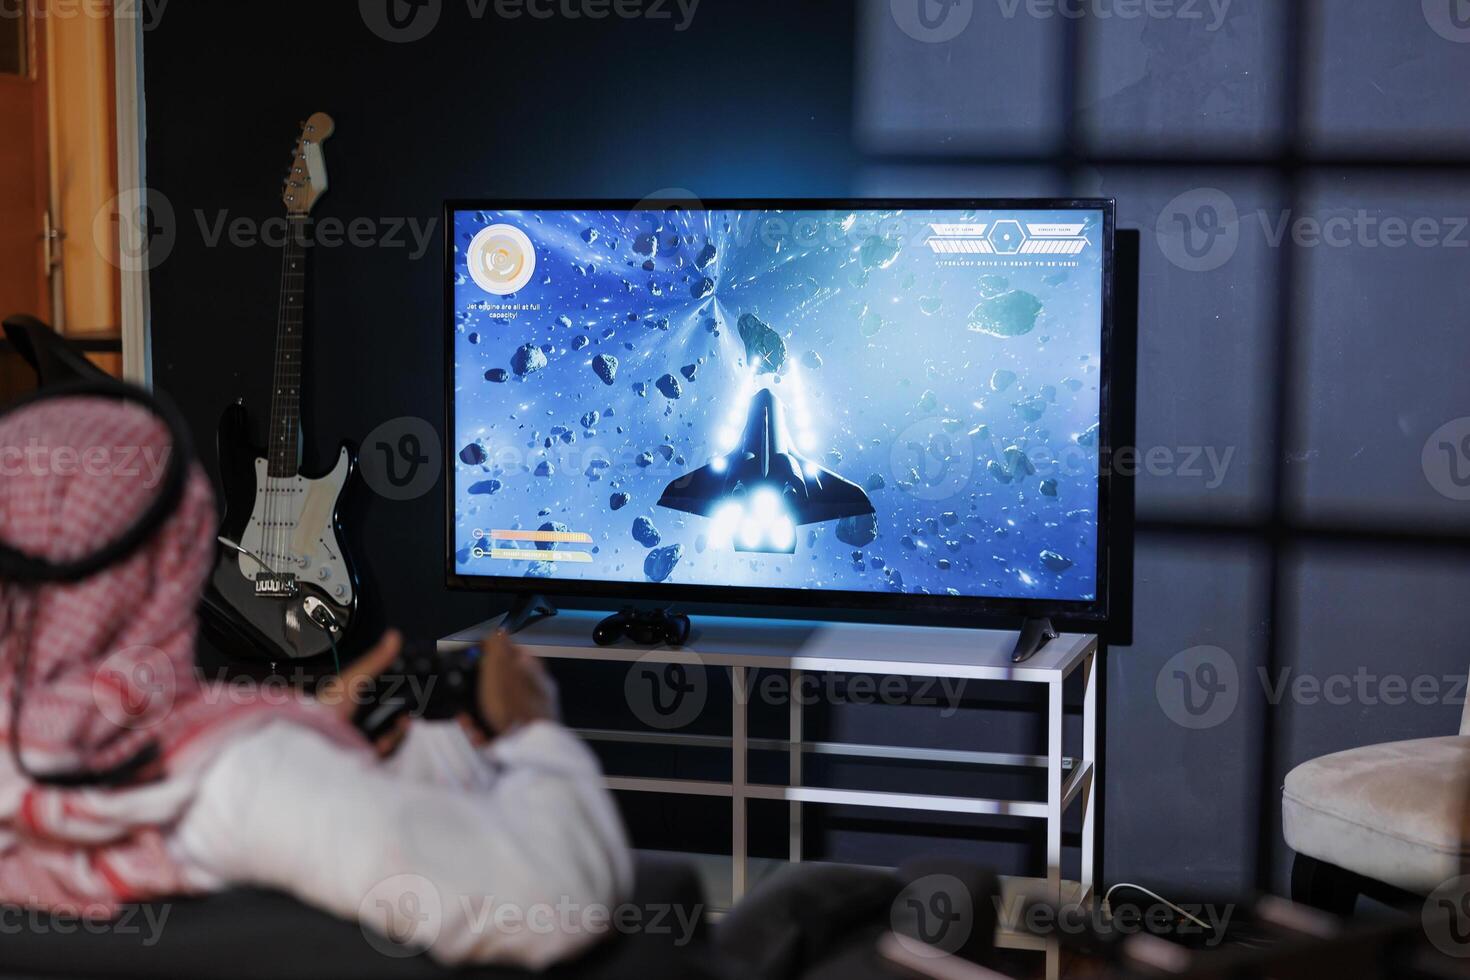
[319,629,409,755]
[471,631,557,739]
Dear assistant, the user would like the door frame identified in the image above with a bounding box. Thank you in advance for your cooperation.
[113,11,147,384]
[0,2,51,330]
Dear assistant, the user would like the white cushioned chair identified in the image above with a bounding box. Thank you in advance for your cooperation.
[1284,697,1470,912]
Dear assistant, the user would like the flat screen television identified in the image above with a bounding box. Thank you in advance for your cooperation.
[445,198,1114,624]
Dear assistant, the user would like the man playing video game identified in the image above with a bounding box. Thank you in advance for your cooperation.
[0,392,632,968]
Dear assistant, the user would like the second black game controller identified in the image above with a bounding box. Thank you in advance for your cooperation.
[592,607,691,647]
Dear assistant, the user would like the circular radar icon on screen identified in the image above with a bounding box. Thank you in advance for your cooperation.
[467,224,537,296]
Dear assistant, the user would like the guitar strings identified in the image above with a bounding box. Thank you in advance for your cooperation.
[266,166,296,574]
[276,215,303,572]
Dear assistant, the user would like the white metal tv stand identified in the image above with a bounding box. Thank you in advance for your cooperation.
[441,609,1098,979]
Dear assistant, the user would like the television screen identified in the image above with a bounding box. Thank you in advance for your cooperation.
[447,200,1112,618]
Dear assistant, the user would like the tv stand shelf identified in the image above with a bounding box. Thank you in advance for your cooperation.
[441,610,1098,979]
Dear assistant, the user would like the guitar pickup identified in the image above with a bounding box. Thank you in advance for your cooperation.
[255,573,300,598]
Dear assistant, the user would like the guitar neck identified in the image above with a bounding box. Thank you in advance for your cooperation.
[266,216,307,478]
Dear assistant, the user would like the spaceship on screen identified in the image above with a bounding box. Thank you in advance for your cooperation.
[657,388,875,555]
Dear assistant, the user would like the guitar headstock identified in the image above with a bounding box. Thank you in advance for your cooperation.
[282,112,335,216]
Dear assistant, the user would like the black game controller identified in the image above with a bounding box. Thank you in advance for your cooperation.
[351,643,490,742]
[592,607,691,647]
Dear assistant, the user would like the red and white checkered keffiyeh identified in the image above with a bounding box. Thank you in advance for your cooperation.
[0,394,363,916]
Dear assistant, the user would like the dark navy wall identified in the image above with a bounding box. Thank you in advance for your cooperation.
[146,0,1470,898]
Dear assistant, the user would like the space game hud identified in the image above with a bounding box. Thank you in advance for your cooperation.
[450,204,1106,603]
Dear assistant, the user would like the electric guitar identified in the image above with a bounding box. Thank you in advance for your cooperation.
[207,113,358,661]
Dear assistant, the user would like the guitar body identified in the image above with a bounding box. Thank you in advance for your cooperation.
[212,399,358,661]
